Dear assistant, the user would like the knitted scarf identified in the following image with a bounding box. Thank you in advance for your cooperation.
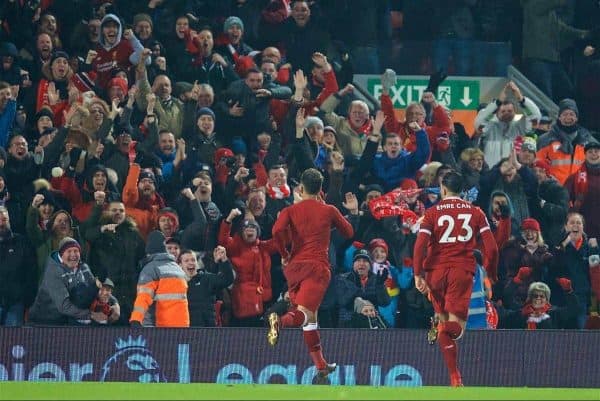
[368,188,422,225]
[349,118,372,137]
[266,182,290,199]
[521,302,552,330]
[573,163,588,210]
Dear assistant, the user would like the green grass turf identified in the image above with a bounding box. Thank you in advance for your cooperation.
[1,382,599,401]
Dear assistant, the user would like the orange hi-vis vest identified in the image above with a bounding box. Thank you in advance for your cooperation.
[130,253,189,327]
[536,141,586,185]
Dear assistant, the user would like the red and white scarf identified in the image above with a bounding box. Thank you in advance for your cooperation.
[368,188,423,224]
[266,183,291,199]
[349,118,373,137]
[521,303,552,330]
[573,163,588,210]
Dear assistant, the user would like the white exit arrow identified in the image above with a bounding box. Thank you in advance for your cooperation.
[460,87,472,107]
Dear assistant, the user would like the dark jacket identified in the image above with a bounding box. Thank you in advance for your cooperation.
[498,281,580,329]
[549,236,595,308]
[529,177,569,247]
[215,75,292,142]
[335,270,390,327]
[0,230,37,308]
[179,197,222,253]
[28,252,98,325]
[188,261,234,327]
[84,205,146,312]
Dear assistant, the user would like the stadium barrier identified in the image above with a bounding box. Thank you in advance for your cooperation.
[0,328,598,387]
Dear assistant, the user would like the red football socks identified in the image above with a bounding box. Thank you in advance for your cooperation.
[303,323,326,370]
[280,308,307,328]
[438,321,463,376]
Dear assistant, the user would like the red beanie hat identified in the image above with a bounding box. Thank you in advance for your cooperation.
[520,218,540,232]
[368,238,389,255]
[108,77,128,94]
[400,178,418,191]
[214,147,234,166]
[158,210,179,232]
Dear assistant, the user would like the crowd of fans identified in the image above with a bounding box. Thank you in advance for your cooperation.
[0,0,599,331]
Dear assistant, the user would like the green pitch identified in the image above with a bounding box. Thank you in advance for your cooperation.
[1,382,599,400]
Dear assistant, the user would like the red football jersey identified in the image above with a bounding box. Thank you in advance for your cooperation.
[417,196,491,274]
[272,199,353,266]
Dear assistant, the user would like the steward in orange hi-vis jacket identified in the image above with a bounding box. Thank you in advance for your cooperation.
[130,230,189,327]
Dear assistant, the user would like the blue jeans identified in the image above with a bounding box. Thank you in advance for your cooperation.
[0,303,24,326]
[524,59,575,102]
[432,37,473,76]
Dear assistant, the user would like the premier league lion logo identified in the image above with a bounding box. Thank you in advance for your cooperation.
[99,335,167,382]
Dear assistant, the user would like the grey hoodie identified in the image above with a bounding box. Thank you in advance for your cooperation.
[99,14,147,66]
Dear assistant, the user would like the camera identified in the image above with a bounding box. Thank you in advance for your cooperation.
[223,156,237,169]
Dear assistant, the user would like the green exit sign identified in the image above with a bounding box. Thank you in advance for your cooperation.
[367,78,480,110]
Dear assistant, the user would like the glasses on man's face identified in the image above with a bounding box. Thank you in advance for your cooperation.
[532,293,546,299]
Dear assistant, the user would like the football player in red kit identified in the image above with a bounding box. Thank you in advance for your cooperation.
[413,171,498,387]
[269,168,354,382]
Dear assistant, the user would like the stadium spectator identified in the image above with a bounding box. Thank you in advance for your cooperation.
[474,81,541,168]
[0,206,36,326]
[28,237,105,326]
[182,246,234,327]
[565,142,600,239]
[84,200,146,325]
[537,99,598,185]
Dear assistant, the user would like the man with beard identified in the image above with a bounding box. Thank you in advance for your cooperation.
[0,206,36,326]
[475,81,541,168]
[91,14,148,90]
[537,99,598,185]
[25,33,53,83]
[268,168,354,383]
[85,201,146,325]
[153,130,186,182]
[122,163,165,239]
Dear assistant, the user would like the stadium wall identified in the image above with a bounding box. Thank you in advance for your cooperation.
[0,328,597,387]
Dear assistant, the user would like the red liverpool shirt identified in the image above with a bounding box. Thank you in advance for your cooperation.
[414,196,498,278]
[272,199,353,266]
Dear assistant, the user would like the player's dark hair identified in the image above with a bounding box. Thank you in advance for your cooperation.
[300,168,323,195]
[441,170,464,194]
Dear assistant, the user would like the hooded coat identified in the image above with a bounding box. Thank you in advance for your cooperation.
[84,204,146,319]
[28,251,98,325]
[92,14,147,90]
